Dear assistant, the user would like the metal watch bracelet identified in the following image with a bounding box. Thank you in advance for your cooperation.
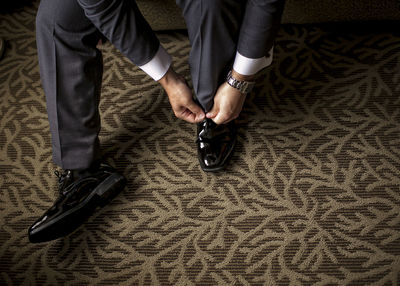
[226,70,255,94]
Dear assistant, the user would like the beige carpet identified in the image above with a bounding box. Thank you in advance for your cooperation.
[1,2,400,285]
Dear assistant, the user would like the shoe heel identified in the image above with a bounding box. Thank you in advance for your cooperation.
[95,173,126,204]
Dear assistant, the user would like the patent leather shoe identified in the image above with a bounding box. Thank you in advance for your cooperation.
[28,163,126,243]
[197,118,236,172]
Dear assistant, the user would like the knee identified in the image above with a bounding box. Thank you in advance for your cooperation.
[76,0,124,19]
[36,0,90,33]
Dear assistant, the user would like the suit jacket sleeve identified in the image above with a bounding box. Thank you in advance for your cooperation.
[233,0,285,75]
[238,0,285,58]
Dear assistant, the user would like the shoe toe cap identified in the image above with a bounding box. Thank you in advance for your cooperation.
[204,154,219,167]
[28,215,49,243]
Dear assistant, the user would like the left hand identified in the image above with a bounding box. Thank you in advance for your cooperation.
[207,69,255,125]
[206,82,246,125]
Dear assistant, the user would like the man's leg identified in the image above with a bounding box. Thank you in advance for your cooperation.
[205,0,285,125]
[36,0,104,170]
[176,0,246,171]
[30,0,160,243]
[37,0,160,170]
[176,0,245,112]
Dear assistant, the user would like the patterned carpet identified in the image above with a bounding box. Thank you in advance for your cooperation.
[1,2,400,285]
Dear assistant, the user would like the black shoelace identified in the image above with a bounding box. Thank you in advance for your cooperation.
[54,170,72,195]
[196,120,233,144]
[54,169,99,196]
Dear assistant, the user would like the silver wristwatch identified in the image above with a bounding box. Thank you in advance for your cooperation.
[226,70,255,94]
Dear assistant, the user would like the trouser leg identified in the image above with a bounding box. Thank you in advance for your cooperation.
[36,0,160,169]
[176,0,246,112]
[36,0,103,170]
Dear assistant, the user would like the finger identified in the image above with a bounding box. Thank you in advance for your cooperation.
[186,100,205,122]
[212,112,228,125]
[179,110,196,123]
[206,106,218,119]
[194,112,205,123]
[206,111,216,119]
[214,110,238,125]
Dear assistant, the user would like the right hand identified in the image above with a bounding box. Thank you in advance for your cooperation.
[159,68,205,123]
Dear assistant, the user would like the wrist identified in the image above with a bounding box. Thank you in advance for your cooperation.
[231,69,256,82]
[158,67,175,86]
[226,70,255,94]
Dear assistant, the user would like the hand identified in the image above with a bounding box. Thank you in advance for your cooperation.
[206,82,246,125]
[206,70,255,125]
[159,68,205,123]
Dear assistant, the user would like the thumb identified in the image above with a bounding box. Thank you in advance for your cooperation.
[206,106,218,119]
[211,111,225,125]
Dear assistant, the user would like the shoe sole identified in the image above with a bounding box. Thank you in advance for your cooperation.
[29,173,126,243]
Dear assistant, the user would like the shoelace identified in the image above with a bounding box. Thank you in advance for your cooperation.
[54,169,99,196]
[54,170,72,195]
[196,120,233,144]
[196,134,232,144]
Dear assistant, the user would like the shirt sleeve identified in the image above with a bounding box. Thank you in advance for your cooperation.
[232,46,274,76]
[138,44,172,81]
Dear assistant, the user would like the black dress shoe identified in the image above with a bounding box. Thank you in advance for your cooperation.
[197,118,237,172]
[28,163,126,243]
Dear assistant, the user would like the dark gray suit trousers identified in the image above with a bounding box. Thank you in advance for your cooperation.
[36,0,284,169]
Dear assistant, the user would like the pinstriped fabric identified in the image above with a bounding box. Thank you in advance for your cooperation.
[1,2,400,285]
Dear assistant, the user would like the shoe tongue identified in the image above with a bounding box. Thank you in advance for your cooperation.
[72,169,92,180]
[206,118,215,127]
[199,120,222,141]
[71,162,100,179]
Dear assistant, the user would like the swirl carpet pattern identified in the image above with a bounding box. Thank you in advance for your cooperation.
[1,3,400,285]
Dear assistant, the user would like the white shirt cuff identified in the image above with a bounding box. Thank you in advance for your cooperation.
[232,47,274,76]
[138,45,172,81]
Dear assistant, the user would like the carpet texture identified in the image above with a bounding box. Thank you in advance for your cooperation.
[1,2,400,285]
